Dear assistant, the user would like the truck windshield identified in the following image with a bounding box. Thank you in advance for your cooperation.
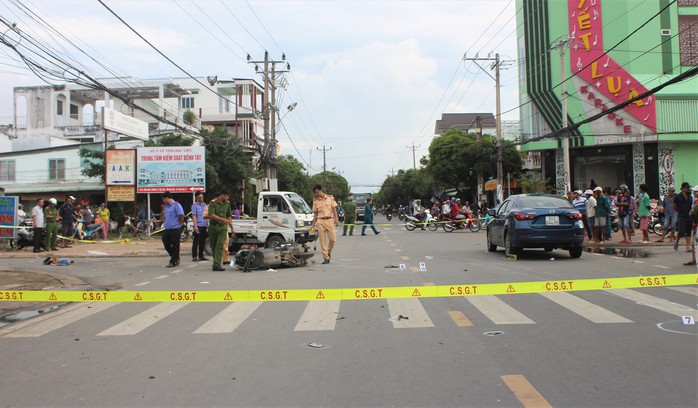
[285,193,313,215]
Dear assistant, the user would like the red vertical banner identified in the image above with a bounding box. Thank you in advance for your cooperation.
[568,0,656,132]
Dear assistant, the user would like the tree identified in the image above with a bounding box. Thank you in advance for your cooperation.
[201,127,252,198]
[78,144,110,181]
[183,110,197,125]
[276,155,312,202]
[376,168,435,207]
[518,171,553,193]
[310,171,350,202]
[146,133,195,147]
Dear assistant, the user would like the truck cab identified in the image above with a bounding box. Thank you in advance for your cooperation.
[231,191,317,249]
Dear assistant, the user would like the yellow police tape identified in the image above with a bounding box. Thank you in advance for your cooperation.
[1,274,695,303]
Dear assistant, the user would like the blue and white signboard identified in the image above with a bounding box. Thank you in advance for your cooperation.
[0,196,18,239]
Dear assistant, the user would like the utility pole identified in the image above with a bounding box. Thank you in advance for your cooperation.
[551,38,571,194]
[475,115,484,200]
[247,51,290,183]
[406,143,420,170]
[464,52,510,203]
[317,145,332,184]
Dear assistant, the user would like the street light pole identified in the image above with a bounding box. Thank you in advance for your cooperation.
[551,38,571,194]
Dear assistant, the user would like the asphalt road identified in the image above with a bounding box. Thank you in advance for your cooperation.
[1,217,697,408]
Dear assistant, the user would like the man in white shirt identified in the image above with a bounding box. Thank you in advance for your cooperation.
[31,198,45,253]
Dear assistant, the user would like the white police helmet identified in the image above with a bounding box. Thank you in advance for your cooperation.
[49,198,57,205]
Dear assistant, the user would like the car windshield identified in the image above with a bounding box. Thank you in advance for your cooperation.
[519,196,573,209]
[285,193,313,215]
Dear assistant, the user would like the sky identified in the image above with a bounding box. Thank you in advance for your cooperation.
[0,0,520,187]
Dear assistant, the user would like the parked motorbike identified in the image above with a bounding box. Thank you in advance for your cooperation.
[337,207,345,223]
[234,242,314,271]
[180,215,193,242]
[73,219,102,241]
[10,222,34,250]
[404,211,438,231]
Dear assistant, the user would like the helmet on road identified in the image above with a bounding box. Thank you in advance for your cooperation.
[49,198,57,206]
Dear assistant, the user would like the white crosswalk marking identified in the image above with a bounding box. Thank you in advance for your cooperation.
[96,303,189,336]
[193,302,263,334]
[387,298,434,328]
[607,289,698,318]
[1,302,117,338]
[294,300,341,331]
[539,292,633,323]
[467,296,535,324]
[669,286,698,296]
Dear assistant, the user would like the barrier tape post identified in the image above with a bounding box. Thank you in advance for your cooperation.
[1,274,695,303]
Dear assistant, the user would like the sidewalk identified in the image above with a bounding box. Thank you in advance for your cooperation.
[0,237,167,259]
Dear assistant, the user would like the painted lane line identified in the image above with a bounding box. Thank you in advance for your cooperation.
[410,266,420,272]
[607,288,698,318]
[423,282,435,286]
[186,264,197,269]
[539,292,632,323]
[97,303,189,336]
[134,282,150,287]
[153,275,169,280]
[387,298,434,328]
[193,302,263,334]
[467,296,535,325]
[1,302,118,338]
[400,255,410,261]
[654,265,671,270]
[447,311,473,327]
[171,270,182,274]
[501,375,553,408]
[294,300,341,331]
[394,248,402,253]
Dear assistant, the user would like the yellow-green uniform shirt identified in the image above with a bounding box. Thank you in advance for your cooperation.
[206,200,232,227]
[44,207,58,223]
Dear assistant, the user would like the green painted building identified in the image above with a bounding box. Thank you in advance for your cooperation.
[516,0,698,197]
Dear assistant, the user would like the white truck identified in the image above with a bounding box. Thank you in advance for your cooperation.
[229,191,317,250]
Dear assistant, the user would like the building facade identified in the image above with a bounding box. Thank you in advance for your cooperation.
[1,76,265,203]
[516,0,698,197]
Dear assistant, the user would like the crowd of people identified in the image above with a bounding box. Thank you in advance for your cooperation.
[27,195,110,253]
[565,181,698,266]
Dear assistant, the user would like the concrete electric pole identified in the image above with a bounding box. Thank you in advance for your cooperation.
[406,143,420,170]
[247,51,290,182]
[464,53,509,203]
[551,38,571,194]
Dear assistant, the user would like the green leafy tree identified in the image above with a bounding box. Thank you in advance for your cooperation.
[183,110,197,125]
[518,171,553,193]
[145,133,195,147]
[78,144,110,181]
[276,155,312,202]
[202,127,252,197]
[377,168,435,207]
[310,171,350,202]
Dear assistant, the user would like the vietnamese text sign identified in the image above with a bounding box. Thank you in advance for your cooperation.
[102,107,149,141]
[106,149,136,185]
[107,185,136,202]
[0,196,18,239]
[137,146,206,193]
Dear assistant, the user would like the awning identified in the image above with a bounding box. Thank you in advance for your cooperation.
[3,182,105,195]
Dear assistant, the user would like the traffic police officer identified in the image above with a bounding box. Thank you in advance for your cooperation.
[205,191,233,271]
[44,198,59,251]
[310,184,339,264]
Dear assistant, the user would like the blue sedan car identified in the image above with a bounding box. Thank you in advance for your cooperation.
[487,194,585,258]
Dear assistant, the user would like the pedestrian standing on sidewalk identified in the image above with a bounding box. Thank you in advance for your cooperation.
[361,198,381,236]
[673,182,693,253]
[342,197,356,236]
[657,186,677,243]
[58,195,75,248]
[32,198,45,253]
[310,184,339,264]
[191,192,209,262]
[585,190,596,242]
[161,192,184,268]
[97,203,110,240]
[44,198,59,251]
[593,187,610,244]
[571,190,590,240]
[615,185,632,244]
[637,184,652,244]
[205,191,233,271]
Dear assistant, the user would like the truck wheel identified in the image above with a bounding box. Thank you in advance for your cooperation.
[204,237,212,255]
[266,235,284,248]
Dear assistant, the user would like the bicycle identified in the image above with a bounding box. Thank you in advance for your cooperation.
[119,216,152,240]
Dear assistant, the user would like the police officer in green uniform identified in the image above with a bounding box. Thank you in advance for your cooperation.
[204,191,233,271]
[342,197,356,236]
[44,198,59,251]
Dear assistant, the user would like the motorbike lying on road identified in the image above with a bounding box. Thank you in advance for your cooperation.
[10,221,34,250]
[233,242,315,272]
[404,211,438,231]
